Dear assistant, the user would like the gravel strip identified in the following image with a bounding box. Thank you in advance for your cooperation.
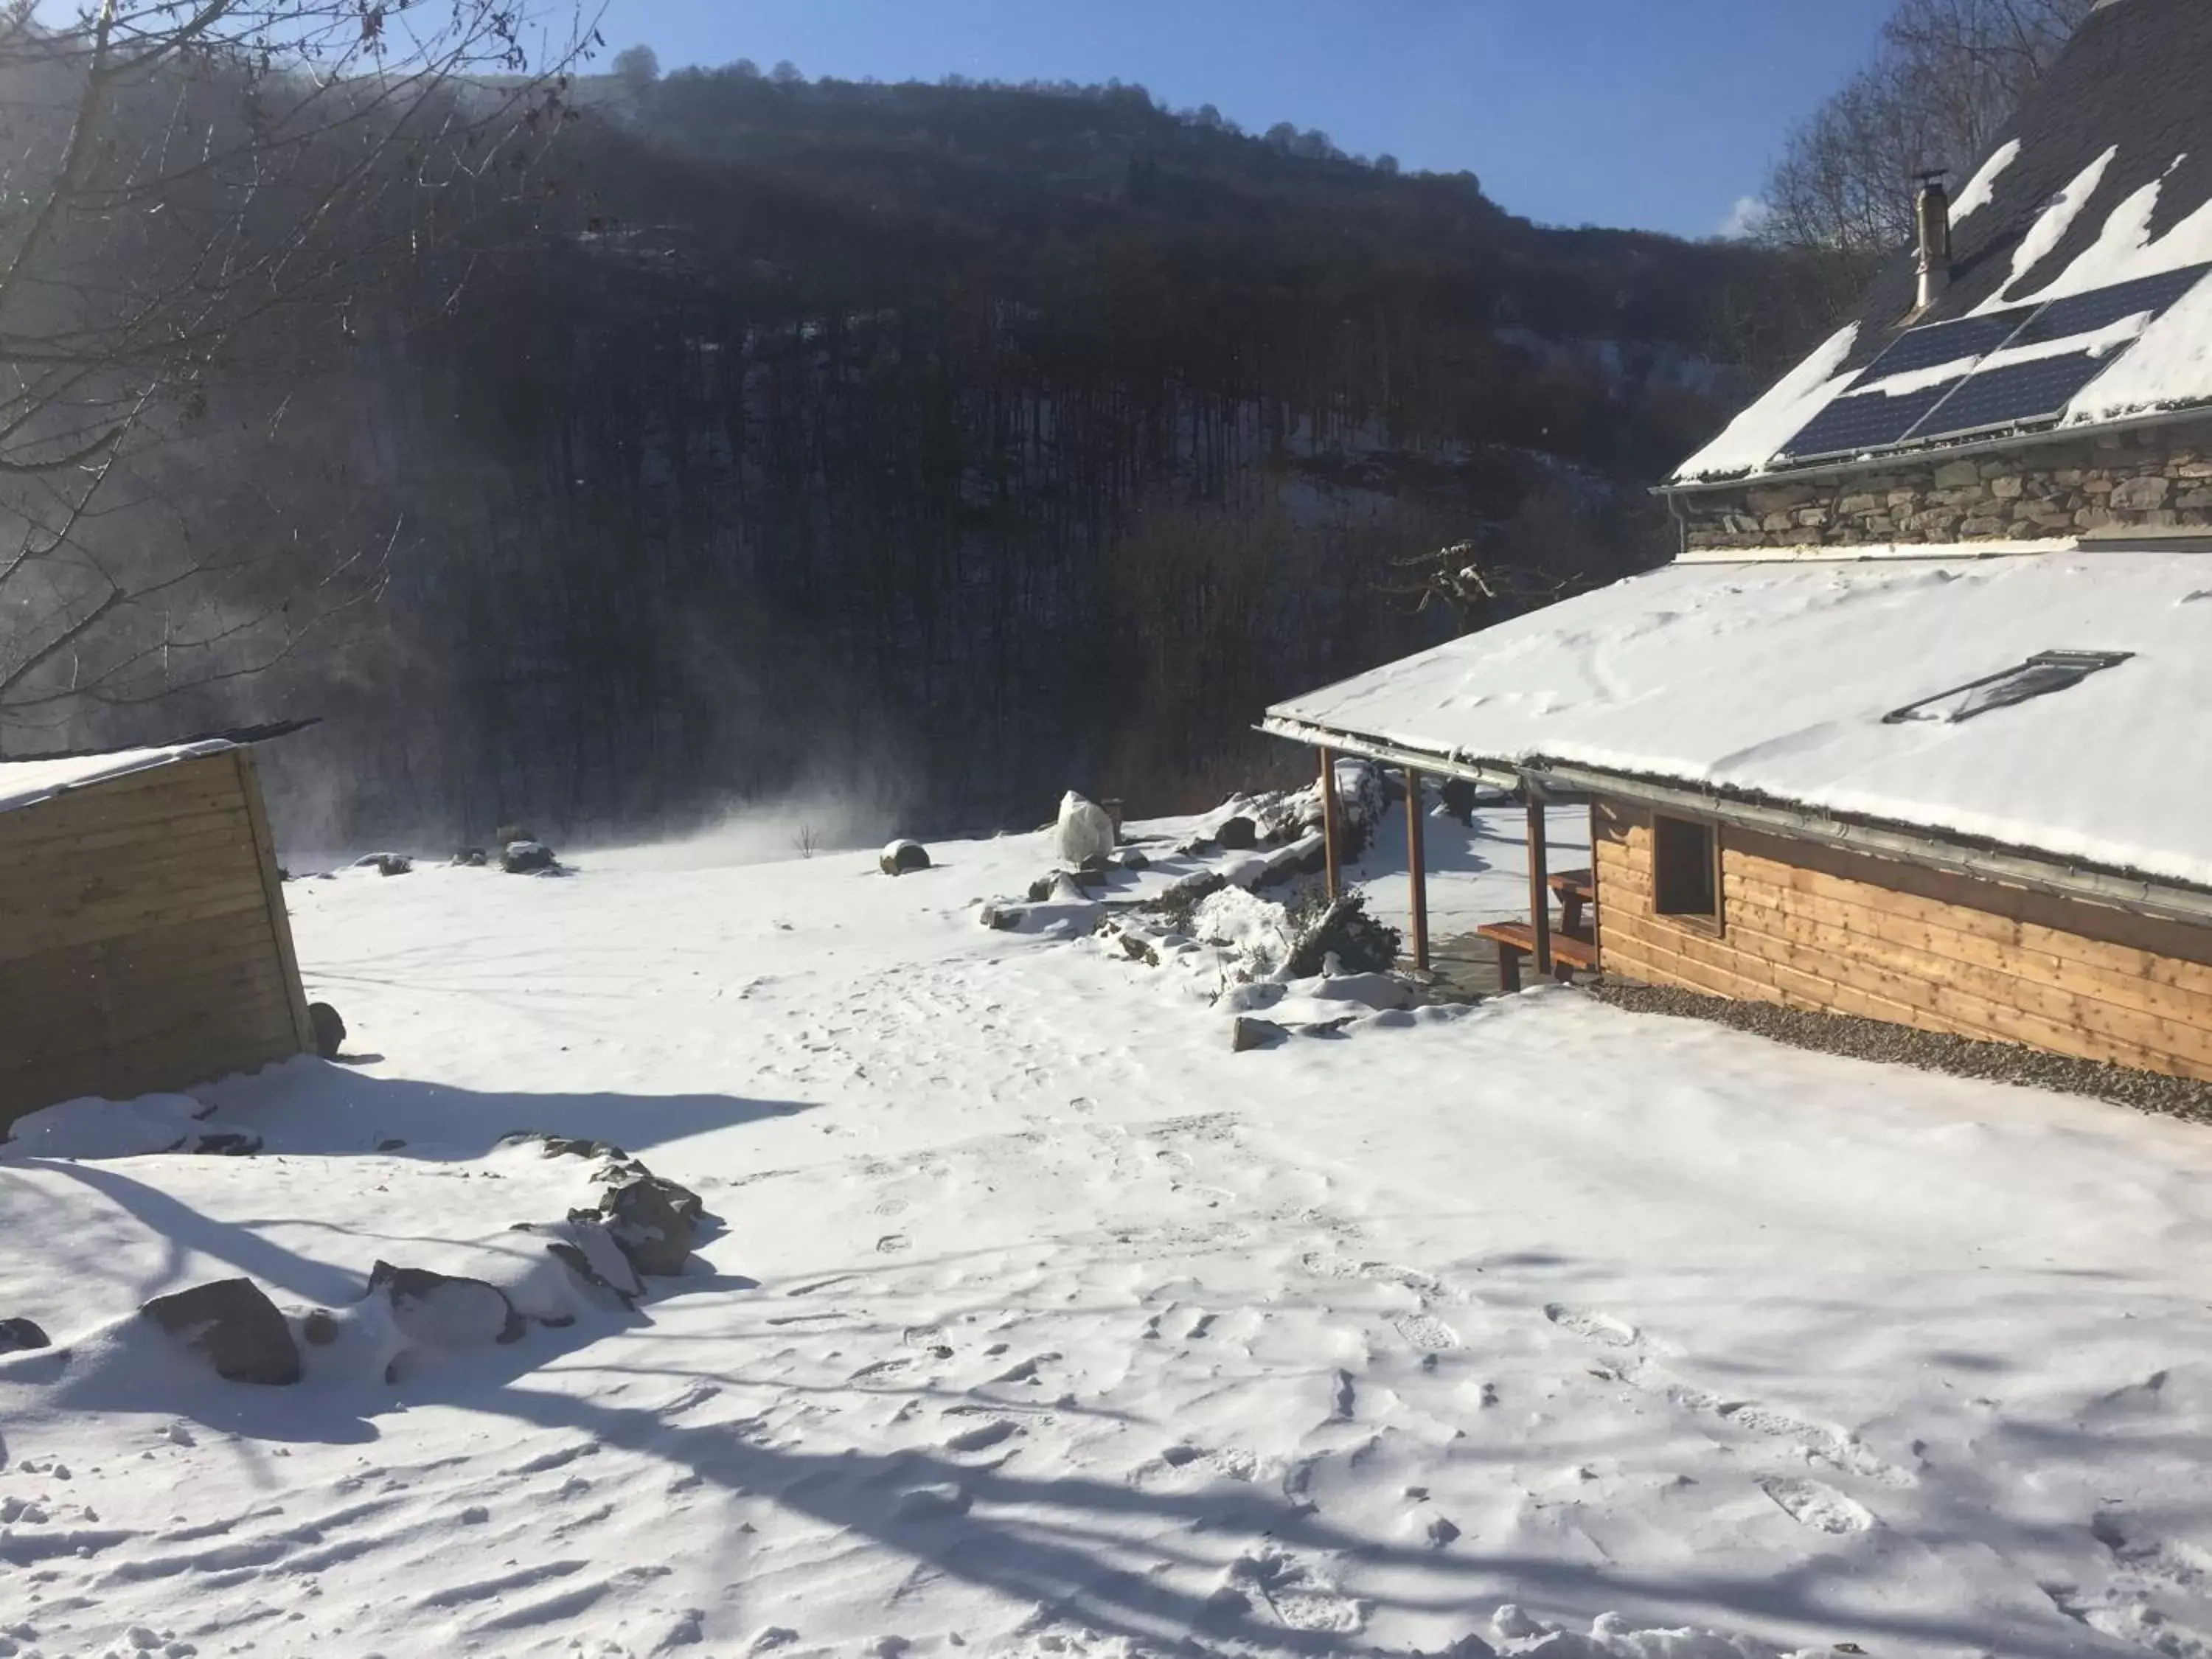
[1588,979,2212,1126]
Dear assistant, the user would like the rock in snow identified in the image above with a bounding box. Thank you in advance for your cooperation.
[0,1317,49,1353]
[308,1001,347,1060]
[501,840,557,874]
[878,839,931,876]
[595,1172,702,1278]
[367,1260,526,1349]
[139,1279,301,1386]
[1231,1016,1290,1053]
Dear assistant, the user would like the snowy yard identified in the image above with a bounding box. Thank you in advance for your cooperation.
[4,808,2212,1659]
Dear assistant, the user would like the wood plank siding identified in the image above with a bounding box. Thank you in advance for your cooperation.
[0,750,309,1129]
[1593,799,2212,1083]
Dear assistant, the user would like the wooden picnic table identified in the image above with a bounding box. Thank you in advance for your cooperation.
[1550,867,1596,936]
[1474,919,1599,992]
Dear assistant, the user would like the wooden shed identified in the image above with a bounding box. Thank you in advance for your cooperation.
[0,738,313,1132]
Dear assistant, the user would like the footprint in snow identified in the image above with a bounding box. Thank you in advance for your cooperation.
[1718,1403,1914,1488]
[892,1483,970,1522]
[1330,1369,1357,1419]
[1209,1545,1371,1634]
[1391,1312,1460,1351]
[984,1353,1057,1385]
[1543,1303,1638,1347]
[1300,1252,1439,1293]
[875,1234,911,1255]
[1759,1475,1875,1534]
[944,1419,1018,1453]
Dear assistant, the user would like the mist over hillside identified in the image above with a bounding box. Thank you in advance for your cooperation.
[16,59,1841,849]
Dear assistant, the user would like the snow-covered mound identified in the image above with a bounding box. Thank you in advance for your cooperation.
[3,1092,238,1158]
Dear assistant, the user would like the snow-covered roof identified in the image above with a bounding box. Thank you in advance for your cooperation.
[1265,548,2212,889]
[0,740,237,816]
[1674,0,2212,484]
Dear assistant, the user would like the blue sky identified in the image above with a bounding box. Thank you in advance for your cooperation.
[601,0,1896,238]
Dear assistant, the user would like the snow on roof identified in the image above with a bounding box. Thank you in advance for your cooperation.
[2073,264,2212,422]
[0,740,237,816]
[1949,138,2020,226]
[1992,146,2117,302]
[1267,549,2212,888]
[1671,324,1859,484]
[1671,0,2212,484]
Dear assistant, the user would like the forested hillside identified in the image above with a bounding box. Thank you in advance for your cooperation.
[10,60,1840,846]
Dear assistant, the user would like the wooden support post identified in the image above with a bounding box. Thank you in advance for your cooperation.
[1319,747,1342,900]
[1526,787,1553,978]
[1405,766,1430,973]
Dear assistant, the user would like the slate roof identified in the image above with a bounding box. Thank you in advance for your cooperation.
[1845,0,2212,336]
[1672,0,2212,484]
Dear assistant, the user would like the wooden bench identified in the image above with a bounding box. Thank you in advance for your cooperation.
[1476,920,1599,992]
[1549,868,1597,936]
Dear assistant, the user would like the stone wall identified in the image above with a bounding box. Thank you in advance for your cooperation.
[1678,417,2212,553]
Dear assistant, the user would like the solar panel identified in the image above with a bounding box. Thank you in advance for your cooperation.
[2012,263,2211,347]
[1849,305,2038,382]
[1773,265,2212,464]
[1776,383,1962,462]
[1902,351,2116,443]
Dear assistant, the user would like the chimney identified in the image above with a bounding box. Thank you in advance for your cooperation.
[1915,170,1953,310]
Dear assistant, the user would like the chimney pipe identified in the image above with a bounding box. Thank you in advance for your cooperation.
[1916,170,1953,310]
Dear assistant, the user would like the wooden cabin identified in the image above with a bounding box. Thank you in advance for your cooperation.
[1265,0,2212,1084]
[0,739,313,1131]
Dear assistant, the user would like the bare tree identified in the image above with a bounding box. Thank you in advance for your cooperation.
[1761,0,2093,254]
[0,0,594,745]
[1378,539,1583,633]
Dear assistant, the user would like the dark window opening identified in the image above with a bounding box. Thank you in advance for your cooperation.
[1885,650,2132,726]
[1653,815,1719,922]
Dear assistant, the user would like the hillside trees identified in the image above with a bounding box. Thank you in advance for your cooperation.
[0,0,586,746]
[1761,0,2093,254]
[9,59,1797,840]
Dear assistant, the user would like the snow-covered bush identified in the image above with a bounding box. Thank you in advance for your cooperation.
[1189,886,1295,977]
[1285,890,1402,977]
[1055,791,1116,863]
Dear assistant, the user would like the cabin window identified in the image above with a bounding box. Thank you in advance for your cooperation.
[1652,815,1719,922]
[1885,650,2132,725]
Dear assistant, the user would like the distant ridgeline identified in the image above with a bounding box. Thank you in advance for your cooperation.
[205,72,1831,844]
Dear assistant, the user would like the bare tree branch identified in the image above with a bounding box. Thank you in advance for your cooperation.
[0,0,600,740]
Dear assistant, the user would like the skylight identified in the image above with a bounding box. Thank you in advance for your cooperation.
[1884,650,2133,725]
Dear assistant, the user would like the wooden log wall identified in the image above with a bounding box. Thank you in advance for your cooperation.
[1593,799,2212,1083]
[0,750,311,1129]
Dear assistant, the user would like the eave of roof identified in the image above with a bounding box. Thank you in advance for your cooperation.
[1659,397,2212,497]
[1261,548,2212,897]
[1259,712,2212,929]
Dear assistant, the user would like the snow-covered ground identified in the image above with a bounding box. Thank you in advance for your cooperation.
[5,805,2212,1659]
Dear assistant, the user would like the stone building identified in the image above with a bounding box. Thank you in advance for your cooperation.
[1262,0,2212,1085]
[1667,0,2212,553]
